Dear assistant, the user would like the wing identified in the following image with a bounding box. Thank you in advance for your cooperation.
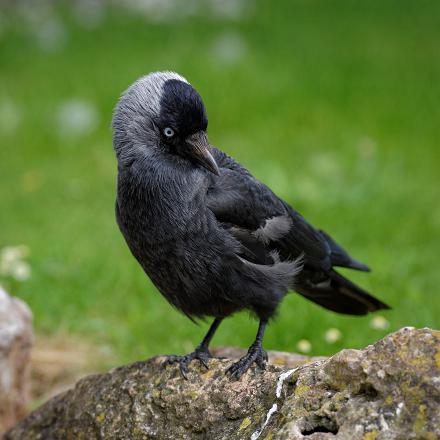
[206,148,389,315]
[207,148,332,270]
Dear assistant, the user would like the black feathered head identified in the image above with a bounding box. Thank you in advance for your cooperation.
[112,71,219,175]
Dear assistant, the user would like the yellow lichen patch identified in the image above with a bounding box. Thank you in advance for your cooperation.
[363,430,378,440]
[270,356,288,365]
[151,389,161,398]
[208,359,222,369]
[294,384,310,397]
[264,432,273,440]
[385,395,393,405]
[435,348,440,369]
[95,413,105,423]
[414,404,427,433]
[239,417,252,431]
[400,380,425,408]
[187,389,199,400]
[200,369,216,380]
[333,392,346,402]
[407,354,432,368]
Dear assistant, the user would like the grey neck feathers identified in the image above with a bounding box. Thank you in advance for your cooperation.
[117,147,208,215]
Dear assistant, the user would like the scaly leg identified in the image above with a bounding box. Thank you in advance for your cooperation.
[227,319,268,379]
[166,318,222,379]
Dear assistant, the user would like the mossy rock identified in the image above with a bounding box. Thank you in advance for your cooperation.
[6,328,440,440]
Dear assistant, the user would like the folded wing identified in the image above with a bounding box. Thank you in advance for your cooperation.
[207,148,390,315]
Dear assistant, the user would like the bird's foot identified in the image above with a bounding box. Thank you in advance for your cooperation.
[165,347,212,379]
[226,343,268,380]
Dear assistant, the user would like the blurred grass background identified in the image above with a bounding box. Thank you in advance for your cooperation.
[1,0,439,366]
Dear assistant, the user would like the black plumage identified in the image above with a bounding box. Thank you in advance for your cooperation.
[112,72,390,379]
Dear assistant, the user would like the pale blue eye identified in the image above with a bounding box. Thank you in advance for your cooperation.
[163,127,174,137]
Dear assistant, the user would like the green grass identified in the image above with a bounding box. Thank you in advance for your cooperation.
[1,1,439,366]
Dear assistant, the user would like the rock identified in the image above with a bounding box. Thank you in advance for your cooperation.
[5,327,440,440]
[0,287,33,435]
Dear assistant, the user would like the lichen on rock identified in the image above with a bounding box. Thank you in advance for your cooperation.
[5,327,440,440]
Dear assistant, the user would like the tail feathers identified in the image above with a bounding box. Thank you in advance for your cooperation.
[296,270,391,316]
[319,230,371,272]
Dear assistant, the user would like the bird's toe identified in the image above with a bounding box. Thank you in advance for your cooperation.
[165,354,190,378]
[227,357,253,379]
[255,349,268,370]
[226,345,267,379]
[196,351,211,370]
[165,348,212,378]
[179,359,190,379]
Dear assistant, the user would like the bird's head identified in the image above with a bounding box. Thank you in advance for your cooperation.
[112,71,219,176]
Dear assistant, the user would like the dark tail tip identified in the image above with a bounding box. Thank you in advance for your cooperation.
[296,270,391,316]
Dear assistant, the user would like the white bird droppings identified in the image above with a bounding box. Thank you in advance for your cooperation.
[250,403,278,440]
[250,367,299,439]
[276,367,299,398]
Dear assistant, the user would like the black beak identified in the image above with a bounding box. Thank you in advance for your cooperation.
[185,131,220,176]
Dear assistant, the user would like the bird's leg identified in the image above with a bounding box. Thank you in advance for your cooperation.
[166,318,222,379]
[227,319,268,379]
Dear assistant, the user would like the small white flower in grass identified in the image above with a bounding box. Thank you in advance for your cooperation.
[211,32,248,65]
[370,316,390,330]
[11,261,31,281]
[324,328,342,344]
[122,0,194,22]
[35,17,68,53]
[56,99,99,138]
[296,339,312,353]
[73,0,106,29]
[0,245,31,281]
[1,245,30,265]
[209,0,251,20]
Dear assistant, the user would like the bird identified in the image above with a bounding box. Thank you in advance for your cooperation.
[112,71,390,379]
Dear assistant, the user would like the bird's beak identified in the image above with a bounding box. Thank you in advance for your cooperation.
[185,131,220,176]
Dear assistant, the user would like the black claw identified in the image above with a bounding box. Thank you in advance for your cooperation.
[256,357,266,370]
[199,357,209,370]
[165,348,212,378]
[226,344,267,379]
[180,363,189,380]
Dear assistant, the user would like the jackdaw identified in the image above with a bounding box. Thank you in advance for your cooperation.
[112,71,390,379]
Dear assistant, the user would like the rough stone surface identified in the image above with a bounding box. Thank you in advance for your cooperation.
[0,287,33,435]
[6,327,440,440]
